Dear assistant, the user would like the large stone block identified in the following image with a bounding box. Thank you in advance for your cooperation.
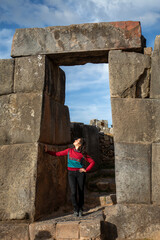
[109,50,151,98]
[151,35,160,98]
[80,219,101,239]
[11,21,143,65]
[152,143,160,205]
[0,93,71,145]
[56,221,79,239]
[104,204,160,239]
[0,143,69,221]
[0,143,38,220]
[29,219,56,240]
[0,59,14,95]
[111,98,160,143]
[35,143,68,220]
[115,143,151,204]
[40,94,71,145]
[0,93,42,145]
[14,55,65,104]
[0,223,29,240]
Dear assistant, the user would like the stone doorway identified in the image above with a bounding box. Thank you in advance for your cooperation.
[1,21,150,223]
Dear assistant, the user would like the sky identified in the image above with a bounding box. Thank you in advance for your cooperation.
[0,0,160,126]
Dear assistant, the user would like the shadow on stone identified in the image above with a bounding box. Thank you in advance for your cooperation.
[101,221,118,240]
[34,230,52,240]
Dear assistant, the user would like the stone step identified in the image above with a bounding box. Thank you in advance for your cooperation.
[87,177,116,193]
[85,193,117,208]
[29,208,104,240]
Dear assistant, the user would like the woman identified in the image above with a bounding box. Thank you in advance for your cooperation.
[44,138,95,217]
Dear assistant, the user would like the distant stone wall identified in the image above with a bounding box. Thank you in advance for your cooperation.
[99,132,114,169]
[90,119,113,134]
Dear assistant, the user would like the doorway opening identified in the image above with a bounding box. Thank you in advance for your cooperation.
[61,63,112,126]
[60,63,115,211]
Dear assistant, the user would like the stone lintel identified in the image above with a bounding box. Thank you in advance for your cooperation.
[11,21,144,65]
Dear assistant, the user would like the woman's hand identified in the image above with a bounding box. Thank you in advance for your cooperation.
[44,145,48,153]
[79,168,86,173]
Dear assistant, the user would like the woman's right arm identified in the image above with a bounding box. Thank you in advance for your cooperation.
[44,145,70,156]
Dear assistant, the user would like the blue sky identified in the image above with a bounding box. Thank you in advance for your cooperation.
[0,0,160,126]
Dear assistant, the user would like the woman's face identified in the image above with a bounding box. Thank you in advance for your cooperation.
[73,138,81,147]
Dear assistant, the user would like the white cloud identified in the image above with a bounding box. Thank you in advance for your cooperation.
[0,0,80,27]
[68,103,112,125]
[1,0,160,28]
[62,64,109,92]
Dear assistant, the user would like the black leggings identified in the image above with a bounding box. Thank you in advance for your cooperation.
[68,170,86,211]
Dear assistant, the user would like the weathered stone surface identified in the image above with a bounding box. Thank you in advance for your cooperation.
[56,221,79,239]
[0,59,14,95]
[0,142,69,221]
[0,222,29,240]
[35,143,68,220]
[0,93,42,145]
[0,143,38,220]
[115,142,151,204]
[109,50,151,98]
[14,55,45,93]
[14,55,65,104]
[151,35,160,98]
[29,219,56,240]
[104,204,160,239]
[152,143,160,205]
[80,219,101,239]
[111,98,160,143]
[0,93,70,145]
[144,47,152,55]
[11,21,143,65]
[40,94,71,145]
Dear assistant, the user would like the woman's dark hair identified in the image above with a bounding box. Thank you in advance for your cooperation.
[78,138,87,157]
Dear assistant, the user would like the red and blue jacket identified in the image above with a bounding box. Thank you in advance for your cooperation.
[47,148,95,172]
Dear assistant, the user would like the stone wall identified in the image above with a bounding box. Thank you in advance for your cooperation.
[0,56,71,221]
[1,21,160,239]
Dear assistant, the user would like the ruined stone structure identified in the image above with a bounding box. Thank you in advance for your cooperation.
[1,21,160,239]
